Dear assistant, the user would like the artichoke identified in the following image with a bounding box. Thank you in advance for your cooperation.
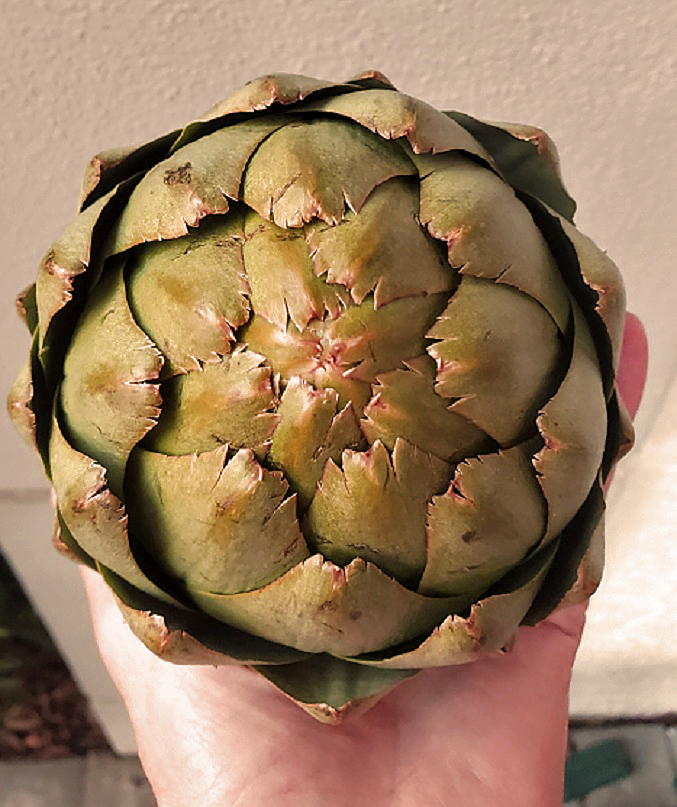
[8,71,633,723]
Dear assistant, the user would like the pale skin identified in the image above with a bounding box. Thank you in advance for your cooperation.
[81,315,647,807]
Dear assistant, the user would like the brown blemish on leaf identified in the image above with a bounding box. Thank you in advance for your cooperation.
[164,162,193,186]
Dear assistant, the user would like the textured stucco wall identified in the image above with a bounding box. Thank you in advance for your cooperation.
[1,0,675,743]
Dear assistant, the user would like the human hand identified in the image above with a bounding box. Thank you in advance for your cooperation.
[81,314,647,807]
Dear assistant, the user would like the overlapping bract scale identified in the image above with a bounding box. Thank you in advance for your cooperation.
[126,212,251,373]
[126,447,309,594]
[427,275,564,445]
[241,117,416,227]
[8,70,630,723]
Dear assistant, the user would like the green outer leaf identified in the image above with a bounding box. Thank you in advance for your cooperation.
[8,331,53,474]
[559,511,605,608]
[305,439,450,584]
[362,363,492,462]
[102,566,309,666]
[517,195,617,398]
[106,116,289,254]
[241,117,416,227]
[255,655,415,723]
[427,275,564,446]
[36,191,113,349]
[79,147,140,207]
[16,283,38,334]
[190,554,467,656]
[345,69,397,90]
[126,211,250,373]
[7,355,38,454]
[79,130,180,210]
[127,446,310,594]
[201,73,344,122]
[418,442,547,597]
[490,121,565,177]
[417,151,571,333]
[49,414,181,607]
[525,482,605,624]
[60,258,163,496]
[557,215,626,374]
[306,177,453,308]
[601,387,633,483]
[38,178,141,403]
[534,304,607,544]
[350,540,558,669]
[444,111,576,221]
[53,509,96,569]
[304,89,494,160]
[172,76,359,156]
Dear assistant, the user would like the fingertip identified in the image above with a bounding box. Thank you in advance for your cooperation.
[617,312,648,420]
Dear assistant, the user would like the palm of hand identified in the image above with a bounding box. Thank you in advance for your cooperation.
[83,567,584,807]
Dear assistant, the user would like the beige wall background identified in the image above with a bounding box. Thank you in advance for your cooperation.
[1,0,675,749]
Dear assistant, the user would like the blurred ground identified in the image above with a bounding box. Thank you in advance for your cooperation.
[0,552,108,760]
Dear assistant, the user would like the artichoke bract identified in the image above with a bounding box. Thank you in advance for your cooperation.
[8,71,633,722]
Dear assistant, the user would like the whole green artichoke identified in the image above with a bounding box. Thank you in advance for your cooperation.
[8,71,633,722]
